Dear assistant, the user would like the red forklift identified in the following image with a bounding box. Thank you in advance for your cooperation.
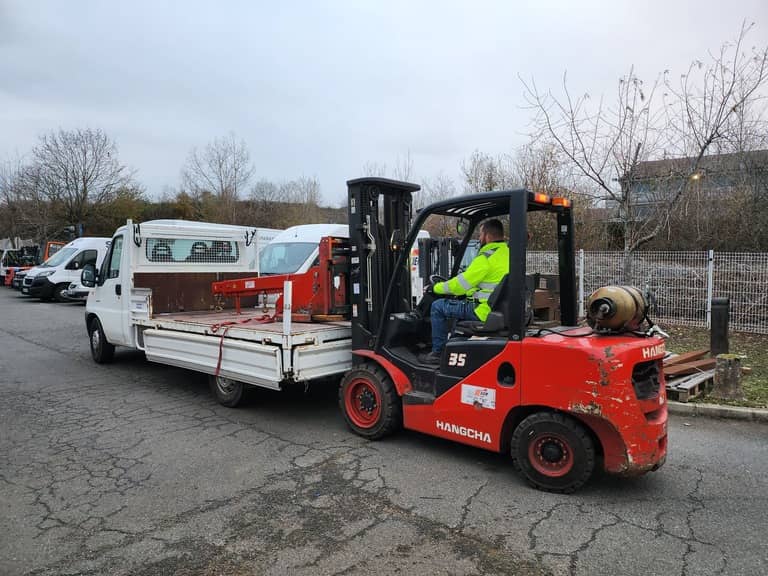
[340,178,667,493]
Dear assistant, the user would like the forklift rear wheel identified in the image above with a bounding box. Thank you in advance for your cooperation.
[209,375,244,408]
[511,412,595,493]
[88,317,115,364]
[340,364,402,440]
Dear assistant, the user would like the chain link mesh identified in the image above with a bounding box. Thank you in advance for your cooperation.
[527,250,768,334]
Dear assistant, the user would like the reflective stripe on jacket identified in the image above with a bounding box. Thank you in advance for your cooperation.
[433,240,509,322]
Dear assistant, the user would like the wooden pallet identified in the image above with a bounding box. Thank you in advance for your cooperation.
[664,358,717,377]
[663,349,710,367]
[666,369,715,402]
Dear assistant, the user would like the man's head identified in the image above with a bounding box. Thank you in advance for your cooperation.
[479,219,504,245]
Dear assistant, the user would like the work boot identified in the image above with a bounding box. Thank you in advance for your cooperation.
[418,351,441,365]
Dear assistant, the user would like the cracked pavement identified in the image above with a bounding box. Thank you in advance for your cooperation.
[1,289,766,575]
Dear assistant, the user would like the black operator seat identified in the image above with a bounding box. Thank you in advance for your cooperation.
[453,273,540,337]
[454,274,510,336]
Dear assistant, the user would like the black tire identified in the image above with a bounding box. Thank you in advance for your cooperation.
[209,375,245,407]
[510,412,595,494]
[53,283,68,302]
[88,317,115,364]
[339,363,402,440]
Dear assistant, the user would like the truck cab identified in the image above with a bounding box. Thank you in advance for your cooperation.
[83,220,278,351]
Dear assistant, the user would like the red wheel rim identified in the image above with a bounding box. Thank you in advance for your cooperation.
[528,432,574,477]
[345,378,381,428]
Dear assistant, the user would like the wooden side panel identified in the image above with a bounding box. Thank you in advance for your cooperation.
[134,272,261,314]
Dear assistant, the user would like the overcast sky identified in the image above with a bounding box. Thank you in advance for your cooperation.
[1,0,766,204]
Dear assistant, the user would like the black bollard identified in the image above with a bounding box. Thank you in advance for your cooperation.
[710,297,730,357]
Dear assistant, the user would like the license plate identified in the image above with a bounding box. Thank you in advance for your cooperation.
[22,287,28,293]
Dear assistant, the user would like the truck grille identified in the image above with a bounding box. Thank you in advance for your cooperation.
[23,276,33,287]
[632,360,661,399]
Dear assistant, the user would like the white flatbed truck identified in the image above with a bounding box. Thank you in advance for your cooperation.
[81,219,351,405]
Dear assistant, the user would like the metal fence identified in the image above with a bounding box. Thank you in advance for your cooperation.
[527,250,768,334]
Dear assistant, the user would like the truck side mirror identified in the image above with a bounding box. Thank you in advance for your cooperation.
[81,264,96,288]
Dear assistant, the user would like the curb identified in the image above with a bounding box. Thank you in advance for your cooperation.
[668,401,768,423]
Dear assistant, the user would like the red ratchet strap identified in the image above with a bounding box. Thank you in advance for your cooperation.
[211,314,274,377]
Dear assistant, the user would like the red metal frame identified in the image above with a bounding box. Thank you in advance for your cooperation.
[211,236,350,321]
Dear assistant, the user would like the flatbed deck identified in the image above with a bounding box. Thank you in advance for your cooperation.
[138,310,351,344]
[135,310,352,389]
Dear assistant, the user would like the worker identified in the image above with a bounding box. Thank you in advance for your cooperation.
[419,219,509,365]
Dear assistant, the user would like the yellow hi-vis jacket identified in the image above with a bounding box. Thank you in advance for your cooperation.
[433,240,510,321]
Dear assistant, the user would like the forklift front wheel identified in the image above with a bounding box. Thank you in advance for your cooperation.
[340,365,402,440]
[209,375,245,408]
[511,412,595,494]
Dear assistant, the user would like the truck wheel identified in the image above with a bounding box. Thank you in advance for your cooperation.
[339,364,402,440]
[511,412,595,494]
[88,317,115,364]
[209,375,244,407]
[53,283,68,302]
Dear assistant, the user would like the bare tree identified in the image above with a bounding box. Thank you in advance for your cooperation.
[282,176,322,224]
[461,150,517,194]
[361,161,388,177]
[182,133,254,222]
[418,173,457,237]
[524,23,768,280]
[0,158,24,240]
[29,128,136,235]
[362,151,414,181]
[392,150,414,181]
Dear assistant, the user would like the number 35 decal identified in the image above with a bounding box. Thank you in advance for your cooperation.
[447,352,467,367]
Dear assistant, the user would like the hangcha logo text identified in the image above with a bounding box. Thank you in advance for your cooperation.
[436,420,492,444]
[641,343,666,359]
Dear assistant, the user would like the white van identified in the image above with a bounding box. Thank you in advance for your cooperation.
[258,224,349,275]
[259,225,428,298]
[22,237,111,301]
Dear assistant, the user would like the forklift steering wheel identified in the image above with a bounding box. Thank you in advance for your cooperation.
[429,274,447,285]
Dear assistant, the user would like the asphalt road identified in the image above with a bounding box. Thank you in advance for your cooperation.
[1,288,766,576]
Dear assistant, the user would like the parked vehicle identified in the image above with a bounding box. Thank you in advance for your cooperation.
[259,224,349,275]
[261,224,429,302]
[61,281,90,302]
[21,238,111,301]
[3,241,67,287]
[1,247,33,286]
[81,220,319,388]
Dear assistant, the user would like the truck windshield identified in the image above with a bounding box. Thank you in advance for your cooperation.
[41,247,77,267]
[259,242,317,275]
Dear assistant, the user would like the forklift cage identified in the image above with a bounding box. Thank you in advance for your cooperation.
[349,182,577,351]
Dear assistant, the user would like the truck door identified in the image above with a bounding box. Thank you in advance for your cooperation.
[94,235,129,345]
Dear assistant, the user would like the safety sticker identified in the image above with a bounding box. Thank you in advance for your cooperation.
[460,384,496,410]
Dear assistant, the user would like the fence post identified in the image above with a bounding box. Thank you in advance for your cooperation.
[705,250,714,328]
[578,249,585,319]
[710,297,730,356]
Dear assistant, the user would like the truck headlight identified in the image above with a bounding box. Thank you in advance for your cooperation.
[36,270,55,278]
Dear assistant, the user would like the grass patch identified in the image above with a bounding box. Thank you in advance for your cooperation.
[664,324,768,408]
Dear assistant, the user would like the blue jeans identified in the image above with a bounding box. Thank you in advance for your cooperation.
[430,298,478,353]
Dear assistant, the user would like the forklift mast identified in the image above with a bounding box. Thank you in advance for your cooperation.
[346,178,420,351]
